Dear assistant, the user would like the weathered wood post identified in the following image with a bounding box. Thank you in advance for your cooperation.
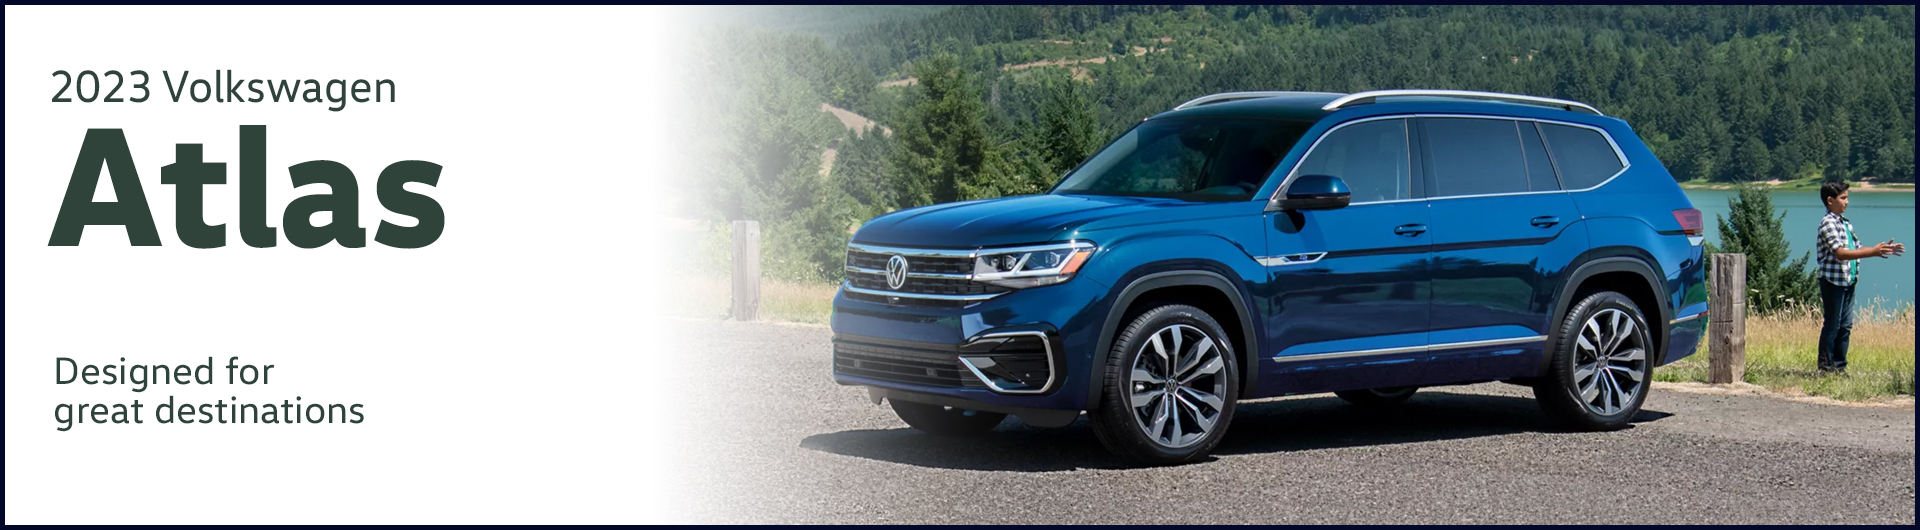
[1708,253,1746,384]
[730,220,760,321]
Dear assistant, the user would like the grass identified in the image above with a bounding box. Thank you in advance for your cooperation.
[1655,301,1916,401]
[681,274,1916,401]
[675,275,839,324]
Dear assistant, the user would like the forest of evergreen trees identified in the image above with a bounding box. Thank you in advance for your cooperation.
[681,5,1915,283]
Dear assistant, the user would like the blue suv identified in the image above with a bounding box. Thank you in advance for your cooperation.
[831,90,1709,464]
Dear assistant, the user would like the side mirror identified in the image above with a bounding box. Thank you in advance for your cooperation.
[1274,174,1351,211]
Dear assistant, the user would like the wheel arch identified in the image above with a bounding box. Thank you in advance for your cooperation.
[1537,252,1672,376]
[1088,267,1260,408]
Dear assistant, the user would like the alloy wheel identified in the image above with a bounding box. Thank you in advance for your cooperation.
[1126,324,1229,448]
[1572,308,1647,416]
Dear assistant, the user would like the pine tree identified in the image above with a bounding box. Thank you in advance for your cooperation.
[833,128,899,211]
[1034,73,1104,179]
[1705,186,1819,313]
[1729,136,1772,182]
[891,54,1000,207]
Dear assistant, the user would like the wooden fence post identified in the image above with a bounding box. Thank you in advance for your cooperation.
[731,220,760,321]
[1708,253,1746,384]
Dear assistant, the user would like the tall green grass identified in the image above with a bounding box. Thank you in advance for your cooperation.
[1656,300,1916,401]
[674,275,839,324]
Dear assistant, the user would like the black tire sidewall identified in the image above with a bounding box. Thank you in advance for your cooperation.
[1090,304,1240,465]
[1538,291,1653,430]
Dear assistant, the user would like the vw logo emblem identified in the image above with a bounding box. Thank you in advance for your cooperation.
[885,255,909,290]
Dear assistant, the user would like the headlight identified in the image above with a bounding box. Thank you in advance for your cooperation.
[973,241,1096,289]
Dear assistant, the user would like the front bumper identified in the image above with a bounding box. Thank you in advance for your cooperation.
[833,331,1061,394]
[828,276,1111,412]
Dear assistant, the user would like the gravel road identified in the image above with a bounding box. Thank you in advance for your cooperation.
[667,319,1915,524]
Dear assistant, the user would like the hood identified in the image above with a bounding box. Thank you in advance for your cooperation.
[852,193,1233,248]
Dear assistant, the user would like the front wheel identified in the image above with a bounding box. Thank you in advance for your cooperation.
[1089,304,1239,465]
[1535,291,1653,430]
[890,400,1006,436]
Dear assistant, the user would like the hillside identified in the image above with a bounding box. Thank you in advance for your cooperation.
[683,5,950,40]
[682,5,1917,284]
[835,5,1915,185]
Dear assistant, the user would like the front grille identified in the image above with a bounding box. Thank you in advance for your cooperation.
[844,248,1010,301]
[832,339,971,388]
[846,251,973,275]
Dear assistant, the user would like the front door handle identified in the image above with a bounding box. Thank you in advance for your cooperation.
[1393,224,1428,237]
[1530,216,1561,228]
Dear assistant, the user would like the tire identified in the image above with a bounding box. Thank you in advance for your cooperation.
[1535,291,1654,430]
[889,400,1006,437]
[1334,386,1418,406]
[1089,304,1240,465]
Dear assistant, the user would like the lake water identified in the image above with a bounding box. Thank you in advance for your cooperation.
[1684,189,1915,308]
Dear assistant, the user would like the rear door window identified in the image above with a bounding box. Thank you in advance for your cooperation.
[1419,118,1529,197]
[1537,123,1626,190]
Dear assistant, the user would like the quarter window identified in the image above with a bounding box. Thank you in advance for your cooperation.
[1291,119,1411,203]
[1519,122,1562,191]
[1420,118,1529,197]
[1538,123,1626,190]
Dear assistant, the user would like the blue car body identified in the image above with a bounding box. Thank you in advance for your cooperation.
[831,91,1708,424]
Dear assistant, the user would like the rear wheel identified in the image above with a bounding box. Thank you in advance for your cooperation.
[1090,304,1239,465]
[890,400,1006,436]
[1334,386,1418,406]
[1535,291,1653,430]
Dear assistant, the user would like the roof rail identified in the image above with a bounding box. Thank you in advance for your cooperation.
[1322,89,1604,116]
[1173,91,1343,111]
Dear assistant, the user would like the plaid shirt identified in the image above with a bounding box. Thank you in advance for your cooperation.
[1816,211,1858,286]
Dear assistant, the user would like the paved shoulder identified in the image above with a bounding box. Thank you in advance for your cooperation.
[666,319,1916,524]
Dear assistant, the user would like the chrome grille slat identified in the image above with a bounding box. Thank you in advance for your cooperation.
[844,246,1010,303]
[844,266,970,280]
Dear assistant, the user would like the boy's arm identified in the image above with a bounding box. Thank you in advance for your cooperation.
[1835,245,1885,260]
[1825,221,1889,260]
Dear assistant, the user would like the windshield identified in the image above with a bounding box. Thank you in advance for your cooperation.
[1051,116,1313,200]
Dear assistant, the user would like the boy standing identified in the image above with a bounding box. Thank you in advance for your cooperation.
[1814,180,1904,373]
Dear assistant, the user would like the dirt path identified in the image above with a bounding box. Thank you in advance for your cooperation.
[1001,45,1151,72]
[818,103,889,138]
[879,38,1172,85]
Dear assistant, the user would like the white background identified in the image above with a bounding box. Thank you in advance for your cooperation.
[6,6,692,523]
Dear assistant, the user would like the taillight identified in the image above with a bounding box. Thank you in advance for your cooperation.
[1674,208,1704,245]
[1673,209,1702,235]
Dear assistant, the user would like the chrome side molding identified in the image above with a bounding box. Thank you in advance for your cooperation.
[1256,252,1328,267]
[1273,335,1547,363]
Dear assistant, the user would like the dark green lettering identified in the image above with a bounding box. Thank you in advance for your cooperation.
[374,161,444,248]
[239,125,276,247]
[49,129,160,246]
[283,161,365,248]
[161,144,226,248]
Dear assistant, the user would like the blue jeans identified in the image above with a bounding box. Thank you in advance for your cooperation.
[1817,278,1856,372]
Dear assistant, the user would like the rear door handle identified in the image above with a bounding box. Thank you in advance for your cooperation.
[1530,216,1561,228]
[1393,224,1428,237]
